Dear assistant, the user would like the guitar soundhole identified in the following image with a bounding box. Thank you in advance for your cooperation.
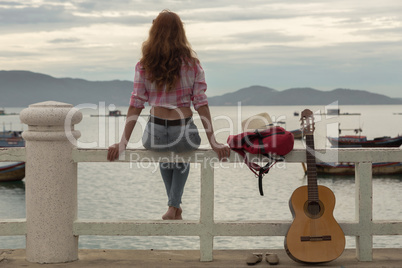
[304,200,325,219]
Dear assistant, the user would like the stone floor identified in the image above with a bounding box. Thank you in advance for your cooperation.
[1,248,402,267]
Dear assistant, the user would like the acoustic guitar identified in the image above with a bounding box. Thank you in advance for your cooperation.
[284,109,345,263]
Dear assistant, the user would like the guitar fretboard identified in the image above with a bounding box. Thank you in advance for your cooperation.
[306,134,319,202]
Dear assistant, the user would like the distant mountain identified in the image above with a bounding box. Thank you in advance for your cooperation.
[0,70,133,107]
[1,71,401,107]
[208,86,402,106]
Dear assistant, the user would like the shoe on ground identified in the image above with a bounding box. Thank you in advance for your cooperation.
[246,253,263,265]
[265,252,279,265]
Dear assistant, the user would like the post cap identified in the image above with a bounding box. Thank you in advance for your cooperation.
[20,101,82,126]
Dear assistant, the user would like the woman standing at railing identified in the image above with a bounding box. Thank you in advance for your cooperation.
[107,10,230,220]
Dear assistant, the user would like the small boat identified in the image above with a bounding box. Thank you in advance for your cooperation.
[0,130,25,147]
[319,124,402,175]
[328,135,402,148]
[90,110,126,117]
[0,162,25,182]
[0,126,25,182]
[317,162,402,176]
[327,108,340,115]
[0,109,19,116]
[322,109,361,116]
[109,110,123,116]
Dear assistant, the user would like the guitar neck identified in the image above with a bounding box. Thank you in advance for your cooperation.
[305,134,319,201]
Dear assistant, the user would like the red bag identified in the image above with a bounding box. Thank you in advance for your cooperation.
[227,126,294,195]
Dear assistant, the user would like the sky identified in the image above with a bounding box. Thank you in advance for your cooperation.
[1,0,402,98]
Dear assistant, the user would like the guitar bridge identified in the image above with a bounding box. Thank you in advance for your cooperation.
[301,235,332,242]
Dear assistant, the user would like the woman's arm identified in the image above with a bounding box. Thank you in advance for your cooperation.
[197,104,231,161]
[107,106,143,161]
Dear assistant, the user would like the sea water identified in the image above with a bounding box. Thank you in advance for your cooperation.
[1,104,401,250]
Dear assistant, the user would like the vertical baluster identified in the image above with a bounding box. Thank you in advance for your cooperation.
[200,158,214,261]
[355,161,373,261]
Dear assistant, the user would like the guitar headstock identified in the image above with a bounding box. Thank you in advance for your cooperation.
[300,109,315,135]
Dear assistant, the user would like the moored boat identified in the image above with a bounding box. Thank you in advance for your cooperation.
[328,135,402,148]
[0,162,25,182]
[0,130,25,147]
[0,109,19,116]
[0,127,25,182]
[322,131,402,176]
[90,110,126,117]
[316,162,402,176]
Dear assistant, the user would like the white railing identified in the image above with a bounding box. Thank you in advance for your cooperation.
[0,101,401,264]
[1,146,402,263]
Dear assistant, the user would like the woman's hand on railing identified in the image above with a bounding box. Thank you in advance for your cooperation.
[107,142,127,161]
[211,142,231,161]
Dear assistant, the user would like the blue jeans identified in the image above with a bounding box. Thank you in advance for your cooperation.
[142,116,201,208]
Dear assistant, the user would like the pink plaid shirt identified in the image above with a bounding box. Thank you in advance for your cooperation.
[130,61,208,110]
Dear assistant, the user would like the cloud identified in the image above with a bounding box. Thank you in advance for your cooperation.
[0,50,44,58]
[0,1,23,7]
[352,26,402,38]
[227,30,308,45]
[0,1,154,27]
[0,5,73,24]
[0,0,402,97]
[48,38,81,44]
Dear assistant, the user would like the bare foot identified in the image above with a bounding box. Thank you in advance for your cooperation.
[175,207,183,220]
[162,207,177,220]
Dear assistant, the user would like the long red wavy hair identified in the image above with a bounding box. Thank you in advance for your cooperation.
[140,10,198,91]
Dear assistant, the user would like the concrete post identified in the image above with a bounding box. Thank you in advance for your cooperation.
[20,101,82,263]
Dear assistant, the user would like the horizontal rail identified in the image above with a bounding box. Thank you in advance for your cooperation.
[73,220,292,237]
[73,147,402,163]
[0,219,26,236]
[73,220,402,237]
[2,147,401,163]
[4,219,401,237]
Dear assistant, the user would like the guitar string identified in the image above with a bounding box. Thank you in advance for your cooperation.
[305,118,318,238]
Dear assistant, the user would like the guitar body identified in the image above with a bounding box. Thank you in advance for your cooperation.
[285,185,345,263]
